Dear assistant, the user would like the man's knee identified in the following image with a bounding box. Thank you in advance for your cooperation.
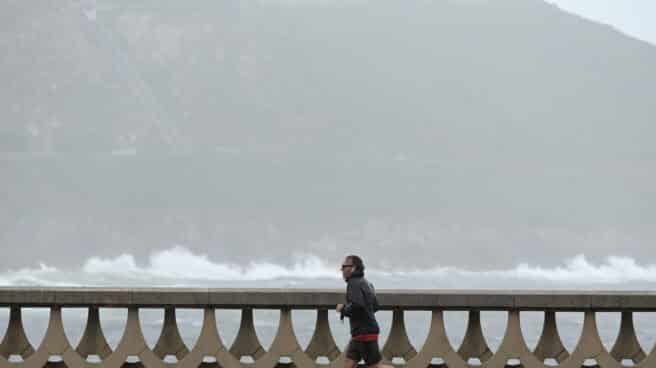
[344,358,359,368]
[368,362,391,368]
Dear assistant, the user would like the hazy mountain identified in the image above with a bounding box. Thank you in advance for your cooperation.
[1,0,654,270]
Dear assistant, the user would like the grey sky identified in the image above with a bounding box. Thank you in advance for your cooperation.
[549,0,656,45]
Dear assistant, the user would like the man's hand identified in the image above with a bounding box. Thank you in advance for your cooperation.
[336,304,344,313]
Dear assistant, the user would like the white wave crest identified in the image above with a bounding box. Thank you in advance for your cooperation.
[80,245,340,282]
[394,254,656,286]
[505,254,656,284]
[1,246,656,288]
[0,262,80,287]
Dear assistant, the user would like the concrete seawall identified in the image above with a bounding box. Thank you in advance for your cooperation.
[2,288,655,368]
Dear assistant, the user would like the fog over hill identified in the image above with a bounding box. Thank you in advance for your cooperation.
[1,0,654,273]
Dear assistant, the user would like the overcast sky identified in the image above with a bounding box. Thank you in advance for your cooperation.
[549,0,656,45]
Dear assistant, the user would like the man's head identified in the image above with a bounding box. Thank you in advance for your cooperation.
[341,254,364,281]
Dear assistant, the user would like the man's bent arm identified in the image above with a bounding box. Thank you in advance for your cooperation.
[342,286,366,318]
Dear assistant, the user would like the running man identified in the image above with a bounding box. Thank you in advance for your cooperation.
[336,255,391,368]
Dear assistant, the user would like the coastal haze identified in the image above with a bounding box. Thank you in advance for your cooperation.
[2,0,656,359]
[1,0,655,287]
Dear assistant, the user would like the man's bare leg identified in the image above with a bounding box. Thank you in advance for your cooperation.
[344,358,358,368]
[368,362,392,368]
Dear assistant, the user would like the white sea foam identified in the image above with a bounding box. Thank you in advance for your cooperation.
[1,246,655,287]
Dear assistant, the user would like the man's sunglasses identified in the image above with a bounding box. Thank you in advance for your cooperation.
[341,264,354,270]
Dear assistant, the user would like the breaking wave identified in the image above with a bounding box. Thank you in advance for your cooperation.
[1,246,655,288]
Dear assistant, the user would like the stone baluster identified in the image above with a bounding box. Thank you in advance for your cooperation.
[457,310,492,365]
[102,307,164,368]
[18,307,86,368]
[533,311,569,365]
[381,309,417,365]
[0,307,35,361]
[153,307,189,362]
[178,308,241,368]
[76,306,112,362]
[609,311,645,366]
[555,311,621,368]
[254,308,315,368]
[229,308,266,364]
[304,309,341,366]
[478,310,545,368]
[406,310,468,368]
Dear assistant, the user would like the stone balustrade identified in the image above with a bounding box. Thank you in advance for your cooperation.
[1,288,656,368]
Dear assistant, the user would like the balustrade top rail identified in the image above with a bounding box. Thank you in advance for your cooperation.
[2,287,656,310]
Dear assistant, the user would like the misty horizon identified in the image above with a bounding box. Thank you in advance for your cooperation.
[1,0,655,288]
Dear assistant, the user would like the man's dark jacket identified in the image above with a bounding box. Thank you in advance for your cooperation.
[341,269,380,336]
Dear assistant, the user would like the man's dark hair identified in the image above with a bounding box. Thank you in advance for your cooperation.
[347,255,365,272]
